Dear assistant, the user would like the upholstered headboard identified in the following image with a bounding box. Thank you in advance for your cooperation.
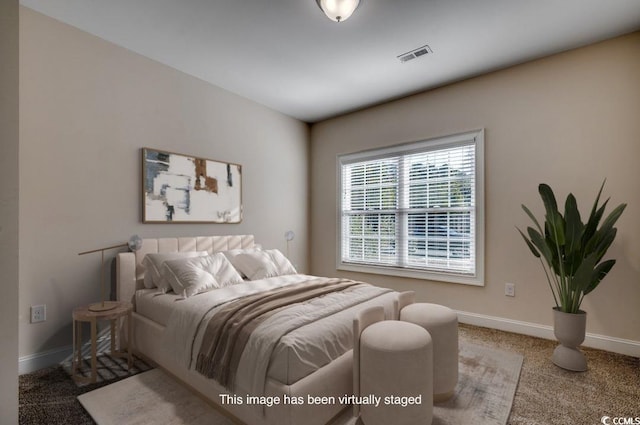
[115,235,256,305]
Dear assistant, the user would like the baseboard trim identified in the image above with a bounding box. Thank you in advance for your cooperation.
[19,333,111,375]
[457,310,640,358]
[19,345,72,375]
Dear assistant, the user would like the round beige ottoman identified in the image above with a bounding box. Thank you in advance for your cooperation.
[400,303,458,402]
[359,320,433,425]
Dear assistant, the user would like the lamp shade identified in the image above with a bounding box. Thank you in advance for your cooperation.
[128,234,143,251]
[316,0,360,22]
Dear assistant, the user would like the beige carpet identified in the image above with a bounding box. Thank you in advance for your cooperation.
[79,342,522,425]
[457,324,640,425]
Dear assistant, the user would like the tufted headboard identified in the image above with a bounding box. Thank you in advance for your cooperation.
[115,235,256,306]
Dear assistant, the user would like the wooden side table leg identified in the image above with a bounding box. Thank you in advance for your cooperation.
[127,310,133,369]
[77,321,83,373]
[90,317,97,383]
[110,318,116,356]
[72,319,78,376]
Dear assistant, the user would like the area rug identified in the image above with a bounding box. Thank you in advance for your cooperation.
[430,342,523,425]
[79,342,522,425]
[78,368,235,425]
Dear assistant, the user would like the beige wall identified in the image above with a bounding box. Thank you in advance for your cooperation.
[19,8,309,359]
[311,33,640,342]
[1,0,19,419]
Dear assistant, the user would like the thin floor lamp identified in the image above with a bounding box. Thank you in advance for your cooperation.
[79,235,142,312]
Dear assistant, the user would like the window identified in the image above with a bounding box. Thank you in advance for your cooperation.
[338,130,484,285]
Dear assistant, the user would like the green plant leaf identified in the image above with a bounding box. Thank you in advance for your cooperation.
[584,203,625,257]
[538,184,558,215]
[583,181,608,242]
[517,228,541,258]
[584,259,616,295]
[528,227,553,265]
[597,203,627,239]
[570,252,598,296]
[564,193,583,258]
[521,204,543,234]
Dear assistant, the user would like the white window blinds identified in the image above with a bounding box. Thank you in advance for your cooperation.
[338,130,484,285]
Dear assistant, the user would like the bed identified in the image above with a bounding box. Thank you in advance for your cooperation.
[115,235,399,425]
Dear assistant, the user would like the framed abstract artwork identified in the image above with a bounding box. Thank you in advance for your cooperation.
[142,148,242,223]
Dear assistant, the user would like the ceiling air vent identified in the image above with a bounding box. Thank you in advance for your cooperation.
[397,45,433,63]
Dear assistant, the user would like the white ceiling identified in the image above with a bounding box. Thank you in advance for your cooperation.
[20,0,640,123]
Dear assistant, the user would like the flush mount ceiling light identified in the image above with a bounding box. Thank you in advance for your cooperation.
[316,0,361,23]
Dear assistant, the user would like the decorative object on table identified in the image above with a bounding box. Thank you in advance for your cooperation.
[142,148,242,223]
[315,0,360,23]
[284,230,295,258]
[517,181,626,371]
[78,235,143,312]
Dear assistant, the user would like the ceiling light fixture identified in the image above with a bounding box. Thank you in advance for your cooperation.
[316,0,361,23]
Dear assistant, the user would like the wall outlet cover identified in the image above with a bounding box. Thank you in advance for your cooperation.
[31,305,46,323]
[505,283,516,297]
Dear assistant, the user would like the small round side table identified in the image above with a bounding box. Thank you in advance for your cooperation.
[71,300,133,383]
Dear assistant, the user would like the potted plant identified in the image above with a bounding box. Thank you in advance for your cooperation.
[518,181,626,371]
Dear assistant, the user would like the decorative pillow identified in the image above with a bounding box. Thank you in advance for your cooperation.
[232,249,297,280]
[141,251,207,292]
[221,248,261,263]
[232,251,279,280]
[221,248,262,278]
[162,253,244,298]
[264,249,297,275]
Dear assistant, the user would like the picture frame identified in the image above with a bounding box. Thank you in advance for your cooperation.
[142,148,242,223]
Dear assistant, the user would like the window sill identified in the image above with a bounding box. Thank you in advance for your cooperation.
[337,262,484,286]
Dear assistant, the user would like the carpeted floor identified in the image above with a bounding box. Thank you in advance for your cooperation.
[20,354,151,424]
[19,324,640,425]
[458,325,640,425]
[20,362,115,424]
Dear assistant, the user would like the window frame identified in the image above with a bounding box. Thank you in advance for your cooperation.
[336,129,485,286]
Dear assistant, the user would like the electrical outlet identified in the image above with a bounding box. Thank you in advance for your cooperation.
[31,305,46,323]
[505,283,515,297]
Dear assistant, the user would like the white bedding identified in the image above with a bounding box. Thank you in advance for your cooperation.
[156,274,395,396]
[135,289,182,326]
[268,291,397,384]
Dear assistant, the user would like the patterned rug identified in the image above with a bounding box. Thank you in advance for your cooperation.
[78,342,522,425]
[61,353,152,387]
[432,343,523,425]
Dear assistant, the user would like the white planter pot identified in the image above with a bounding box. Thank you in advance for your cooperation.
[552,307,587,371]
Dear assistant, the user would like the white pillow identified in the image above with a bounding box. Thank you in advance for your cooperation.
[232,251,278,280]
[265,249,297,275]
[221,248,261,263]
[141,251,207,292]
[162,253,244,298]
[232,249,297,280]
[221,248,262,278]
